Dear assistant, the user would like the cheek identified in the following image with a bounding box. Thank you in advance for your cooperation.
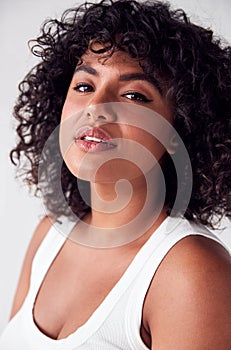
[61,87,86,123]
[140,132,166,161]
[61,95,75,122]
[122,126,166,161]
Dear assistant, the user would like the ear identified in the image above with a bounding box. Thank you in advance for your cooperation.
[166,134,179,155]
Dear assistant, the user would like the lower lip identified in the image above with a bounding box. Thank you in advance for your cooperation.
[75,139,117,153]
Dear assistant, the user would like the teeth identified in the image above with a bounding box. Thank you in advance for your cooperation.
[84,136,103,143]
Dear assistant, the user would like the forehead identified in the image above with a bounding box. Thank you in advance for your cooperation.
[78,49,144,71]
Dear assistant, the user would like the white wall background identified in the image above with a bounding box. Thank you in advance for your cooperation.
[0,0,230,333]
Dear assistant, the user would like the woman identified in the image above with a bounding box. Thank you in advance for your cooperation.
[1,0,230,348]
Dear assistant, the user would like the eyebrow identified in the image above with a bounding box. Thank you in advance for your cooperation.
[74,65,163,94]
[119,73,162,95]
[75,65,98,76]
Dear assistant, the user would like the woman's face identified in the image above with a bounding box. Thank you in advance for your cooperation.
[60,49,173,183]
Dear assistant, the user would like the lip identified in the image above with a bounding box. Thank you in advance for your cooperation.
[74,126,117,153]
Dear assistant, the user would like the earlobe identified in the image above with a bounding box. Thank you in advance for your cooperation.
[167,135,179,154]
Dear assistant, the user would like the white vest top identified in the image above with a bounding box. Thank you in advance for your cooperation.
[0,215,229,350]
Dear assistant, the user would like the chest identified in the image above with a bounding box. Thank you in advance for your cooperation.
[32,241,139,340]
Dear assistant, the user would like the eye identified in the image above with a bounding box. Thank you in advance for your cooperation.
[122,91,153,103]
[73,83,94,93]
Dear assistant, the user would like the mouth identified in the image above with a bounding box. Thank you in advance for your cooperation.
[74,126,117,152]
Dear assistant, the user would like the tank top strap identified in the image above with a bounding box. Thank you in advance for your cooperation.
[125,216,230,349]
[28,216,78,302]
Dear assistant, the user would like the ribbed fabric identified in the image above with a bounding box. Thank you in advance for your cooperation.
[0,216,229,350]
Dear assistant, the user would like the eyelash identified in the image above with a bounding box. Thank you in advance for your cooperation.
[73,83,153,103]
[121,92,153,103]
[73,83,93,93]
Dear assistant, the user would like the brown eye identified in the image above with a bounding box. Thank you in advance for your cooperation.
[73,83,94,93]
[122,91,153,102]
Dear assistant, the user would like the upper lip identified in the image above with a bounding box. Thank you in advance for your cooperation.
[75,126,115,144]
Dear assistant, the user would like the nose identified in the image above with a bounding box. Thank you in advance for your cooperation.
[85,103,117,124]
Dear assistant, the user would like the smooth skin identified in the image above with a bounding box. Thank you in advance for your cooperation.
[10,50,231,349]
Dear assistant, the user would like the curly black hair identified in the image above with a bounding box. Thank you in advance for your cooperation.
[10,0,231,229]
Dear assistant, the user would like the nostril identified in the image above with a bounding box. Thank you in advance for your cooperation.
[97,115,107,120]
[86,112,107,121]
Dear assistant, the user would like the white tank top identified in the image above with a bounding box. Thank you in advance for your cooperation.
[0,215,230,350]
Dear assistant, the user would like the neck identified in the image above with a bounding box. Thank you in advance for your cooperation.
[73,167,168,248]
[86,167,167,230]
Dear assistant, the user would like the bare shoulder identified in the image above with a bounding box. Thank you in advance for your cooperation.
[9,215,54,320]
[144,235,231,350]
